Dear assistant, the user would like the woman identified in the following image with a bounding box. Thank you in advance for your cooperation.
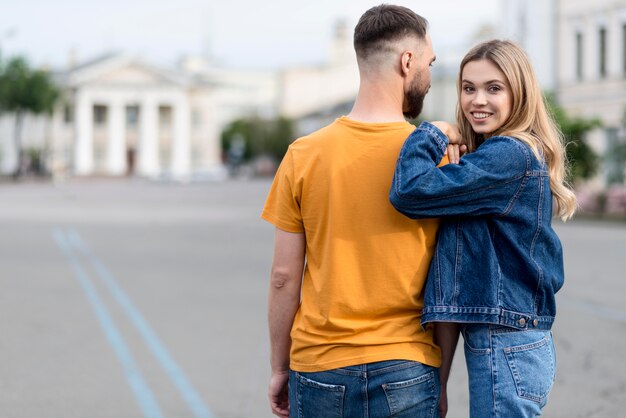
[389,40,577,417]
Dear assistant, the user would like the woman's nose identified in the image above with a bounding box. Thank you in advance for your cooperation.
[472,90,487,105]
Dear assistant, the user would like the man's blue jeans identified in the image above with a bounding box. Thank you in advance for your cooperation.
[288,360,440,418]
[462,324,556,418]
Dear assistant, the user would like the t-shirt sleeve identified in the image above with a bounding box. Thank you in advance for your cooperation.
[261,148,305,233]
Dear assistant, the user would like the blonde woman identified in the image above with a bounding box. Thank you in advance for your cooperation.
[389,40,576,417]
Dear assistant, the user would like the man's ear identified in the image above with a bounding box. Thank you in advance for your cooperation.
[400,51,413,77]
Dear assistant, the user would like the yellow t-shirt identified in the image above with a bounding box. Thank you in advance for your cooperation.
[262,116,444,372]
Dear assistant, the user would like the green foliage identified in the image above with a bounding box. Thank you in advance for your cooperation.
[221,116,295,163]
[545,94,601,182]
[0,57,59,115]
[0,56,60,177]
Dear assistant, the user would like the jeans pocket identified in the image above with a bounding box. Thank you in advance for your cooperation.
[382,370,438,418]
[503,334,555,403]
[294,373,345,418]
[462,327,491,354]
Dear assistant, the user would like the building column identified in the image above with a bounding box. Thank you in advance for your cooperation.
[607,10,622,78]
[138,96,159,177]
[74,91,94,175]
[583,16,599,81]
[557,15,573,87]
[107,98,126,175]
[171,96,190,178]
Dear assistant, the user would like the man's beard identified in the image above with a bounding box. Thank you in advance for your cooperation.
[403,78,428,119]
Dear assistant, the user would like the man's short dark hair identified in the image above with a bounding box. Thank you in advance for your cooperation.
[354,4,428,59]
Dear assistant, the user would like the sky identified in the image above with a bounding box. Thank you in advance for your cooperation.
[0,0,502,71]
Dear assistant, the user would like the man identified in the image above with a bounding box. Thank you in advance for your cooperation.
[262,5,454,417]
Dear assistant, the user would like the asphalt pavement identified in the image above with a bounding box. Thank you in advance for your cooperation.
[0,179,624,418]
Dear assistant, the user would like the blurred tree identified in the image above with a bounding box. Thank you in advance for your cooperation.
[266,116,295,161]
[546,94,601,183]
[0,56,59,178]
[221,118,254,163]
[221,116,295,164]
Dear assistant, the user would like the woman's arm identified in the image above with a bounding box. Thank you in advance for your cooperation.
[390,122,530,219]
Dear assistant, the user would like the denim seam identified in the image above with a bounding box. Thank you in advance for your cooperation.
[328,368,364,377]
[434,243,442,305]
[489,327,498,418]
[429,374,438,418]
[296,373,345,391]
[531,174,545,313]
[381,371,435,389]
[502,335,548,353]
[295,372,303,418]
[498,141,531,216]
[367,361,430,377]
[419,122,449,153]
[363,371,368,418]
[498,175,528,217]
[453,221,463,306]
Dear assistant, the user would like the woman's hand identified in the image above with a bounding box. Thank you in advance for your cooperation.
[430,121,467,164]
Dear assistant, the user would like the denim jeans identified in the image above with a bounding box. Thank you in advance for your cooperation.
[288,360,440,418]
[462,324,556,418]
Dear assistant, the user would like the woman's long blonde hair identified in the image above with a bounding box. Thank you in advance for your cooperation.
[456,40,577,221]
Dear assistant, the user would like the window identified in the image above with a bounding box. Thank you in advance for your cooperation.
[599,27,607,78]
[159,106,172,127]
[576,32,584,80]
[64,105,73,124]
[606,127,625,185]
[126,105,140,127]
[192,109,202,129]
[93,105,107,125]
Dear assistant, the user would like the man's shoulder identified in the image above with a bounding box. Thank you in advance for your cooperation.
[291,118,414,149]
[291,120,342,147]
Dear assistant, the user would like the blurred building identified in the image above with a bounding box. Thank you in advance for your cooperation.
[0,22,359,179]
[0,53,279,180]
[278,20,359,121]
[500,0,556,90]
[500,0,626,187]
[556,0,626,187]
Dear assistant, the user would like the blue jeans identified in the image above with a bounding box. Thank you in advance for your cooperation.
[288,360,440,418]
[462,324,556,418]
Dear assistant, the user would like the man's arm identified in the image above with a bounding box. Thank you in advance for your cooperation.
[435,322,460,418]
[267,227,306,417]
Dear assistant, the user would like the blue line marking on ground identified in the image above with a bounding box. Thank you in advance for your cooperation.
[67,229,215,418]
[52,229,164,418]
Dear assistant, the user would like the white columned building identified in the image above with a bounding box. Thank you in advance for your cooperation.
[36,54,231,180]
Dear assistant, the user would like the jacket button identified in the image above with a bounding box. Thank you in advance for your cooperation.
[518,318,526,326]
[533,319,539,327]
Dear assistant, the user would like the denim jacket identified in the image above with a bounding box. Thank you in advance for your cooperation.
[389,122,564,331]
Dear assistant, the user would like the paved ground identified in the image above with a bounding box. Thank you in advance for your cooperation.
[0,179,624,418]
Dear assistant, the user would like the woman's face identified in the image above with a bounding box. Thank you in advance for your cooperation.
[460,59,512,136]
